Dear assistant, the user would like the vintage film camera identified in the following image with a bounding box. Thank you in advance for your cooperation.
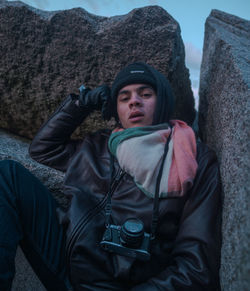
[100,218,151,261]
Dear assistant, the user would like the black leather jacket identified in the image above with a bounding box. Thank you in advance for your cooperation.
[29,95,222,291]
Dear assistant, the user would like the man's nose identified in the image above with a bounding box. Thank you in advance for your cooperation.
[129,94,142,108]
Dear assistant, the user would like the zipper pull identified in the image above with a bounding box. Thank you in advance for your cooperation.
[115,168,125,181]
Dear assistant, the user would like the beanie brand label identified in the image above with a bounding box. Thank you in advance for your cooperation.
[130,70,145,74]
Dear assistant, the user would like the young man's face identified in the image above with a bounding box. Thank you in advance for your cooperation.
[117,83,157,129]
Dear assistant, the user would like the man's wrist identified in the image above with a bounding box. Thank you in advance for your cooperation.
[61,94,90,121]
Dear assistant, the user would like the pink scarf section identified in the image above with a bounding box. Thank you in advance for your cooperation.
[168,120,198,196]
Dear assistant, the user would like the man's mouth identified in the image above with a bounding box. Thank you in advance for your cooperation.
[129,111,144,121]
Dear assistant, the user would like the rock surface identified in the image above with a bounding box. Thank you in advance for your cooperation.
[13,248,46,291]
[0,0,195,140]
[198,9,250,291]
[0,129,66,205]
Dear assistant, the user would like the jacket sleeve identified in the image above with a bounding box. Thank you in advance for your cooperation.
[131,145,222,291]
[29,94,88,172]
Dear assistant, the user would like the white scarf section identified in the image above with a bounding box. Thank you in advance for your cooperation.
[108,121,197,199]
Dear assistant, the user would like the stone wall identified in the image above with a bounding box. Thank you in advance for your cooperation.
[0,0,195,140]
[13,248,45,291]
[199,9,250,291]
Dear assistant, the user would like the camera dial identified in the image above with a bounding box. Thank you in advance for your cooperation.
[120,218,144,248]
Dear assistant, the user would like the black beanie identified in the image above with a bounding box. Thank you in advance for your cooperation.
[111,62,175,124]
[111,62,157,99]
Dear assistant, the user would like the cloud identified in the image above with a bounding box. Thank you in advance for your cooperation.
[10,0,49,10]
[191,87,199,109]
[78,0,99,12]
[191,79,199,89]
[148,0,160,4]
[184,42,202,71]
[78,0,161,14]
[29,0,49,10]
[184,42,202,105]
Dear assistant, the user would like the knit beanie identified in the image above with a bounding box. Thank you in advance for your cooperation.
[111,62,175,124]
[111,62,157,99]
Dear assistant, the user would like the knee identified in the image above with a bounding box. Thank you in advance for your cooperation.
[0,160,24,174]
[0,160,30,198]
[0,159,21,167]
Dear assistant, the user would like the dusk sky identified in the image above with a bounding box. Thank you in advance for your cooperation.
[7,0,250,105]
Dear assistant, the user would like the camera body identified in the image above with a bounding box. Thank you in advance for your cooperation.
[100,218,151,261]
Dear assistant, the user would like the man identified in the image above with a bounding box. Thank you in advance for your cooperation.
[0,62,221,290]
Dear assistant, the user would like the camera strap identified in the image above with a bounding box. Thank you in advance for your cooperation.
[105,127,172,239]
[150,128,172,240]
[105,153,115,227]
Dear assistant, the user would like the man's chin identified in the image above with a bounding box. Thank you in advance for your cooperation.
[125,123,147,129]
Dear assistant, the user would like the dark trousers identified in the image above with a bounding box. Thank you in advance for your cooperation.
[0,160,71,291]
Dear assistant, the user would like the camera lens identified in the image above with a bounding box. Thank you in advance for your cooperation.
[120,218,144,248]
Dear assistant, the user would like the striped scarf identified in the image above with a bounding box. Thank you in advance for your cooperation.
[108,120,198,198]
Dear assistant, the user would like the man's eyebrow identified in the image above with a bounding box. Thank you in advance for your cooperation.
[118,85,154,96]
[137,85,154,91]
[118,85,155,96]
[118,89,129,96]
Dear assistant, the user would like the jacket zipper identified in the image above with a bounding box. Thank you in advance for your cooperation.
[66,168,125,262]
[110,168,125,194]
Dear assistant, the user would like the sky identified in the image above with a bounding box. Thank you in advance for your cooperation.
[7,0,250,106]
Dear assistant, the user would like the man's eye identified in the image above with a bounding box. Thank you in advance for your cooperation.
[141,93,152,98]
[120,96,129,102]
